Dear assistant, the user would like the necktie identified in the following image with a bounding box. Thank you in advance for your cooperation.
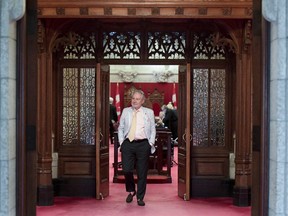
[128,111,137,141]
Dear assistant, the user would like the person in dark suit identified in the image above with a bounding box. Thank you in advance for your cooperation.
[109,97,118,144]
[162,102,178,141]
[118,89,156,206]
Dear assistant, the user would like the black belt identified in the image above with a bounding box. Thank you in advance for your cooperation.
[126,138,148,143]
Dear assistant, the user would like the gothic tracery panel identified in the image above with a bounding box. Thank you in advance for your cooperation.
[103,31,141,59]
[63,33,97,59]
[148,32,186,59]
[193,33,226,60]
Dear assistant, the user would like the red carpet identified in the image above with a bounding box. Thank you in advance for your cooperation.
[37,146,251,216]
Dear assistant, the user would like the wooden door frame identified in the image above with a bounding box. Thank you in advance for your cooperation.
[16,9,269,215]
[185,64,191,200]
[95,64,110,199]
[95,63,102,199]
[16,0,38,215]
[251,0,270,214]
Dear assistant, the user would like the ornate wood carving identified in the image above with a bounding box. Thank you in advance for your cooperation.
[56,7,65,15]
[175,7,184,15]
[41,20,239,63]
[104,7,112,15]
[147,88,165,108]
[80,7,89,15]
[243,20,252,52]
[222,8,232,16]
[198,7,208,15]
[245,7,253,16]
[38,8,42,16]
[128,8,136,16]
[38,1,253,19]
[152,7,160,16]
[37,19,46,53]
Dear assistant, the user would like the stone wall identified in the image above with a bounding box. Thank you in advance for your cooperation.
[0,1,24,215]
[263,0,288,215]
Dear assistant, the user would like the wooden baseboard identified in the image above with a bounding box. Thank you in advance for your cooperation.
[37,185,54,206]
[233,186,251,207]
[191,178,234,197]
[53,178,96,197]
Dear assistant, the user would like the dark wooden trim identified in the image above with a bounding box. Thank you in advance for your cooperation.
[26,0,38,212]
[233,186,251,207]
[260,18,270,216]
[53,178,96,197]
[191,178,234,197]
[251,0,270,214]
[37,185,54,206]
[16,15,27,216]
[17,0,38,215]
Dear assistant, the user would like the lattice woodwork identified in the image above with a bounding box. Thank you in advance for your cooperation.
[193,69,209,146]
[62,67,96,146]
[147,32,186,59]
[210,69,225,147]
[192,68,226,147]
[103,31,141,59]
[193,33,227,60]
[53,22,237,62]
[62,68,79,145]
[59,32,97,59]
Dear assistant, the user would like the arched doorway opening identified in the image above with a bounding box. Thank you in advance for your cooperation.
[36,18,249,206]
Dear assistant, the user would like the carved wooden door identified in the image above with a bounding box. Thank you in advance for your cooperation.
[56,62,110,198]
[178,65,191,200]
[190,65,233,197]
[57,62,98,196]
[95,64,110,199]
[186,32,234,197]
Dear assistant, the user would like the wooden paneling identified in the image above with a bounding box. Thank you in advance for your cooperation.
[62,160,93,176]
[59,157,95,177]
[193,158,229,177]
[37,0,252,19]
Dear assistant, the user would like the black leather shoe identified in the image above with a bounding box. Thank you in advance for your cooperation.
[137,199,145,206]
[126,191,136,203]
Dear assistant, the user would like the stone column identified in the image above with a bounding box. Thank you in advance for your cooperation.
[263,0,288,215]
[0,0,25,215]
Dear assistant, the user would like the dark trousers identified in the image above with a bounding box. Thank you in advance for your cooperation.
[109,122,114,144]
[121,139,151,201]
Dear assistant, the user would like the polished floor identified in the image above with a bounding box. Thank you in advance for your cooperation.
[37,145,251,216]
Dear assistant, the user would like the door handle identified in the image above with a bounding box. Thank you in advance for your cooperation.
[182,131,192,142]
[99,132,103,142]
[182,133,186,142]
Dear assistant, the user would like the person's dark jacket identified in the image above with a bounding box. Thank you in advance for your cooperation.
[163,108,178,140]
